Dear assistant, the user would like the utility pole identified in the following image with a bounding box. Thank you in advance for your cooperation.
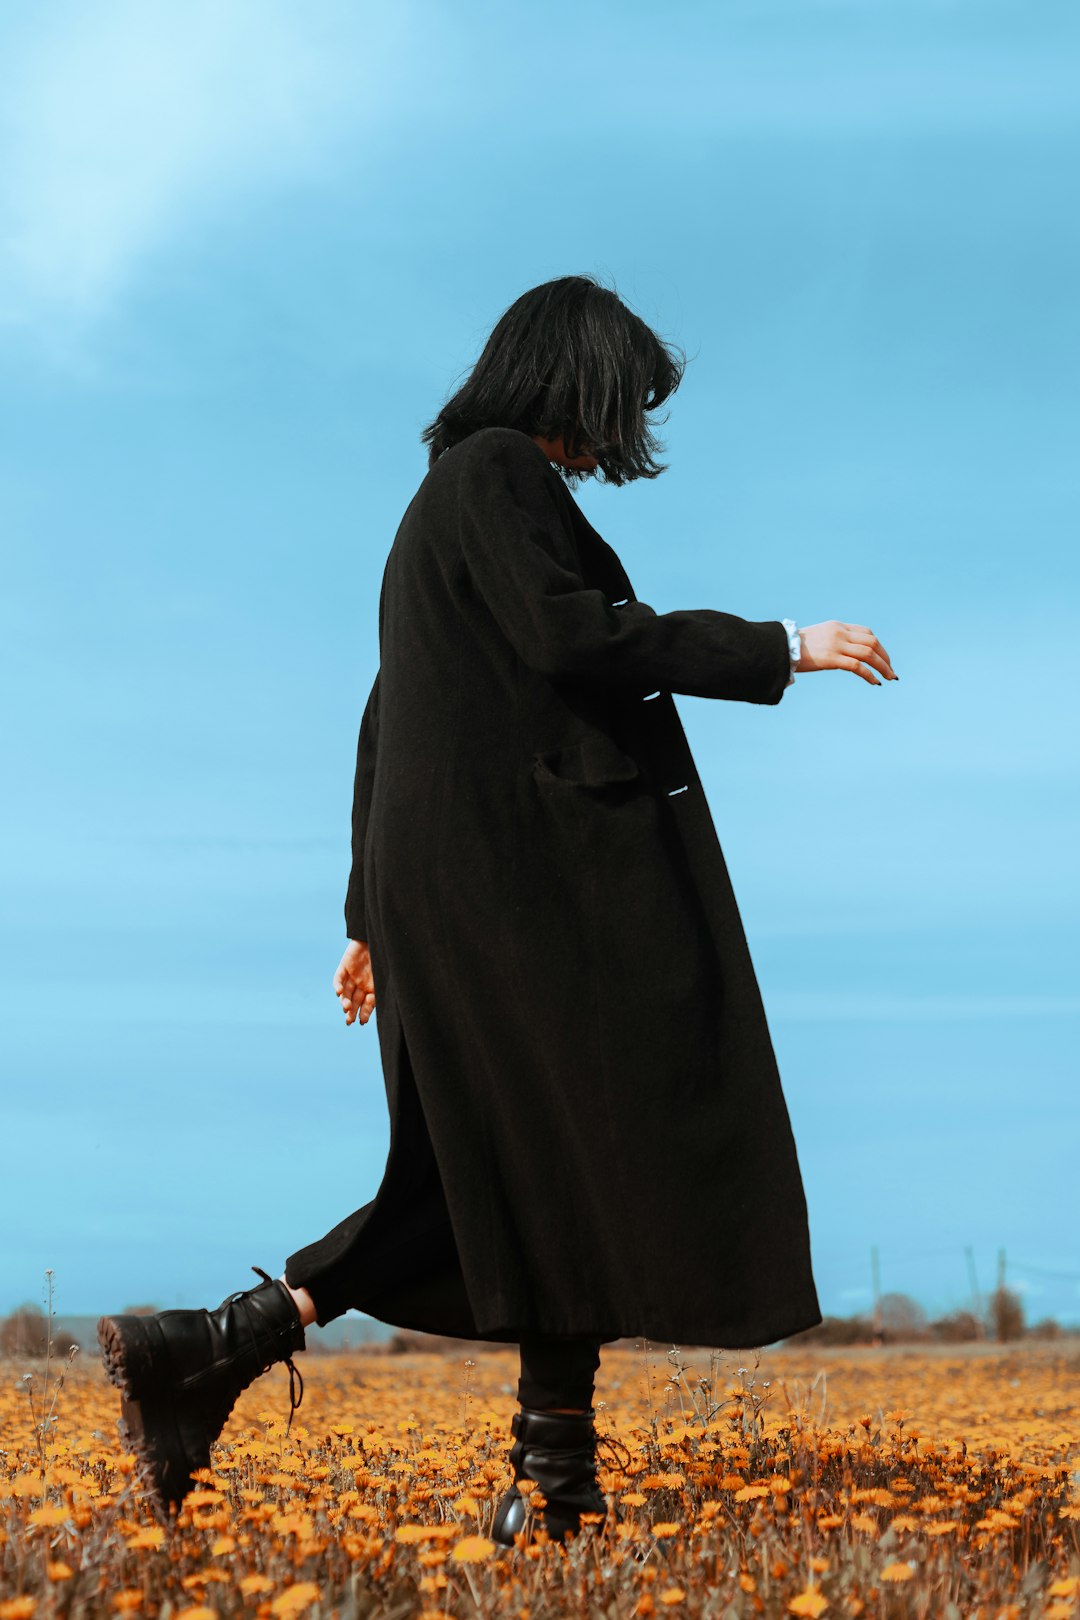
[870,1245,882,1343]
[965,1245,984,1335]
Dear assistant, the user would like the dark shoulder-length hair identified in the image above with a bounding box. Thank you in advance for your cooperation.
[419,273,688,487]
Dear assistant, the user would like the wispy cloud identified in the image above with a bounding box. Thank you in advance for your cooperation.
[0,1,403,355]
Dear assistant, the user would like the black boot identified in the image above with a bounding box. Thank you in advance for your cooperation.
[97,1265,306,1523]
[490,1405,610,1547]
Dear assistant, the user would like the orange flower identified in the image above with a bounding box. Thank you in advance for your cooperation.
[124,1527,165,1550]
[395,1524,440,1543]
[238,1575,274,1596]
[270,1583,321,1616]
[787,1588,829,1617]
[28,1503,71,1528]
[451,1535,498,1562]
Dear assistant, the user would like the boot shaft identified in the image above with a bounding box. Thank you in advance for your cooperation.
[507,1405,603,1512]
[104,1270,306,1405]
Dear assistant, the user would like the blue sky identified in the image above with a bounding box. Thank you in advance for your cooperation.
[2,0,1078,1333]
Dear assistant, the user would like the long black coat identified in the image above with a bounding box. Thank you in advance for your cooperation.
[285,426,822,1348]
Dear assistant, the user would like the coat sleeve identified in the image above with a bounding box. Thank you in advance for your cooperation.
[457,435,793,704]
[344,669,380,942]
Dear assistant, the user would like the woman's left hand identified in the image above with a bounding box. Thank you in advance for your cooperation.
[335,939,376,1026]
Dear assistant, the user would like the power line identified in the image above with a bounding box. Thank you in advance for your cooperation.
[1007,1259,1080,1281]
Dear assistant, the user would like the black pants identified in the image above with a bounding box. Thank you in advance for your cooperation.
[294,1253,605,1407]
[516,1332,604,1410]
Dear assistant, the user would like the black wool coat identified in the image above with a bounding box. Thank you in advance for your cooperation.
[285,426,822,1348]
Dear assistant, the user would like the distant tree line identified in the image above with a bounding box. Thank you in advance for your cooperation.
[0,1300,158,1359]
[0,1304,80,1359]
[0,1284,1073,1359]
[787,1285,1071,1346]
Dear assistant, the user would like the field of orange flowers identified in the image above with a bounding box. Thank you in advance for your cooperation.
[1,1338,1078,1618]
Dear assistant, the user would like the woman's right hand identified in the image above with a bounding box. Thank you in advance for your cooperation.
[334,940,376,1026]
[796,622,897,685]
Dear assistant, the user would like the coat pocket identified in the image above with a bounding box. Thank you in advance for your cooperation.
[531,735,641,790]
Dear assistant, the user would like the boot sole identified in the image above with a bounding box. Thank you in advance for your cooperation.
[97,1315,203,1524]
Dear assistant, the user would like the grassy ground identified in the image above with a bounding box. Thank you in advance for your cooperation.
[1,1339,1077,1618]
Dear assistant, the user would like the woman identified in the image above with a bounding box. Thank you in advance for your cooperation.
[98,274,897,1543]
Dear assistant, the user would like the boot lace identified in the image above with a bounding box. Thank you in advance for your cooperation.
[220,1265,305,1437]
[595,1429,633,1472]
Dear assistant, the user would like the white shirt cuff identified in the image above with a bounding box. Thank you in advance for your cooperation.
[781,617,801,686]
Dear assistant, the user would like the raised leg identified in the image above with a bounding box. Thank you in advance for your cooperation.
[278,1276,318,1328]
[96,1266,307,1522]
